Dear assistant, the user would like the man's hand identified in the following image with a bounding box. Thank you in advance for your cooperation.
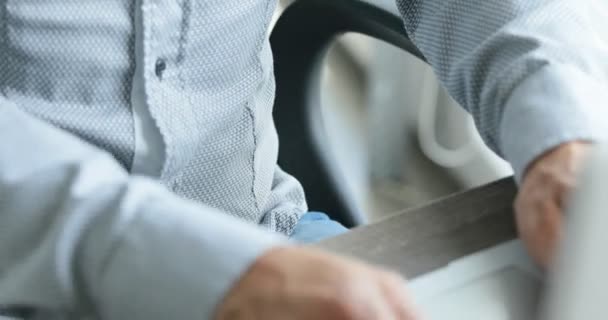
[214,246,422,320]
[515,141,591,269]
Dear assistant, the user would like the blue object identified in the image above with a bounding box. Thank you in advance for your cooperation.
[290,212,349,244]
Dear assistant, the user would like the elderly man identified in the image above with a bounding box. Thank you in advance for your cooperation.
[0,0,606,319]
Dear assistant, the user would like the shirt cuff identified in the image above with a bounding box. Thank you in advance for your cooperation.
[82,180,285,320]
[500,64,608,183]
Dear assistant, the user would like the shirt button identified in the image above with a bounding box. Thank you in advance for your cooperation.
[155,58,167,79]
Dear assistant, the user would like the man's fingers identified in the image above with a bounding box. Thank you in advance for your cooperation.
[554,175,576,210]
[533,201,562,267]
[377,272,422,320]
[515,142,591,270]
[215,246,425,320]
[516,178,565,268]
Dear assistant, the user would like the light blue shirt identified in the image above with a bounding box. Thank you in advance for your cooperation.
[1,0,607,319]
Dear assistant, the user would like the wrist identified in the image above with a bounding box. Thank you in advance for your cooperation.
[499,65,608,183]
[522,141,592,182]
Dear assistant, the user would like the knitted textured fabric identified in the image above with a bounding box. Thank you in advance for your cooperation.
[1,1,607,319]
[0,0,604,235]
[0,0,306,235]
[396,0,600,152]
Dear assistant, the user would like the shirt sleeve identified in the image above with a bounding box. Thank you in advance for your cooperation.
[395,0,608,181]
[0,99,284,319]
